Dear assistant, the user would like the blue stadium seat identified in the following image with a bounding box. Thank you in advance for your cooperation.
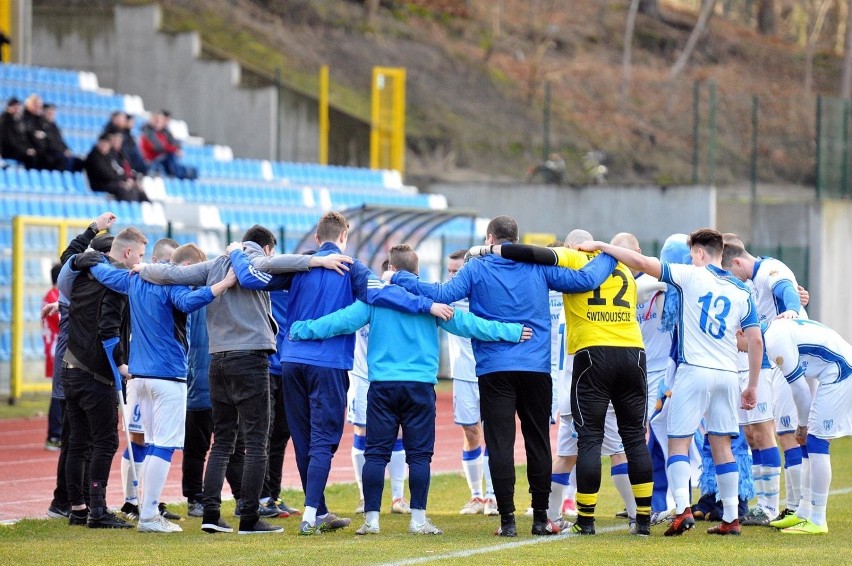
[0,329,10,361]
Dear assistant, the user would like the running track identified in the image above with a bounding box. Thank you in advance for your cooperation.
[0,389,553,522]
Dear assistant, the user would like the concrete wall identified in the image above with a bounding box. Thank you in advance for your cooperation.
[31,3,372,162]
[813,200,852,337]
[427,183,716,244]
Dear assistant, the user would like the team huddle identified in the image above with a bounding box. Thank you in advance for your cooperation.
[46,210,850,538]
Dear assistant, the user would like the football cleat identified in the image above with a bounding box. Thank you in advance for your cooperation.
[707,519,741,536]
[664,508,695,537]
[780,519,828,535]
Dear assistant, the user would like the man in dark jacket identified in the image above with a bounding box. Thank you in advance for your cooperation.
[63,227,147,529]
[0,97,36,167]
[84,134,148,202]
[41,103,83,172]
[47,211,117,520]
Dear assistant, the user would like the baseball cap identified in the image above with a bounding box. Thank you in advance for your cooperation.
[90,233,114,253]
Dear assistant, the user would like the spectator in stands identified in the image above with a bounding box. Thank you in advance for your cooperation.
[84,133,149,202]
[123,114,148,175]
[41,103,83,172]
[22,94,48,163]
[139,111,196,180]
[103,111,147,176]
[0,97,37,167]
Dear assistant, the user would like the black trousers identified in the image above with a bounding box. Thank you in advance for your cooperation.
[263,372,291,500]
[63,367,118,508]
[478,371,552,516]
[571,346,652,499]
[203,351,270,524]
[182,408,245,502]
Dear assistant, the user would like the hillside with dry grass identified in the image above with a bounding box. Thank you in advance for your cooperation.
[63,0,847,186]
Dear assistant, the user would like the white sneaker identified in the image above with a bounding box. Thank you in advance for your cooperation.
[138,514,183,533]
[483,497,499,516]
[354,499,365,514]
[355,522,380,535]
[459,497,484,515]
[650,508,675,525]
[552,516,573,535]
[391,498,411,514]
[409,519,443,535]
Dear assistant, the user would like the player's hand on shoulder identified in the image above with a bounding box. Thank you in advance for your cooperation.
[73,250,105,270]
[520,326,533,342]
[317,253,353,275]
[380,270,394,281]
[468,245,490,258]
[430,302,453,321]
[776,310,799,319]
[797,285,809,307]
[131,262,148,274]
[222,267,238,288]
[575,240,604,252]
[225,241,243,254]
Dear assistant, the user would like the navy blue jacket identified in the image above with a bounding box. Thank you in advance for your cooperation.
[268,290,290,376]
[186,307,211,410]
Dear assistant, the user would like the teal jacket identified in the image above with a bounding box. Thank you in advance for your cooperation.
[289,301,523,384]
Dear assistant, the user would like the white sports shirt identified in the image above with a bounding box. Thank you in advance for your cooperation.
[635,273,670,374]
[447,299,477,383]
[752,257,807,321]
[764,318,852,387]
[350,325,369,380]
[660,262,759,373]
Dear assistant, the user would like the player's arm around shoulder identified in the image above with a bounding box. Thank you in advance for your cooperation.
[289,300,372,341]
[90,260,131,295]
[439,308,530,343]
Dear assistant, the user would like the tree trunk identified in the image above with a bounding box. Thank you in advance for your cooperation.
[756,0,776,35]
[669,0,717,81]
[364,0,381,27]
[805,0,831,93]
[621,0,642,111]
[842,0,852,98]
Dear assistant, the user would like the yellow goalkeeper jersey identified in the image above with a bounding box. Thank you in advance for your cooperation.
[554,247,644,353]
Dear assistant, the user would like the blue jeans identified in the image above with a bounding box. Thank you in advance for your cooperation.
[203,351,270,523]
[281,362,348,514]
[363,381,436,513]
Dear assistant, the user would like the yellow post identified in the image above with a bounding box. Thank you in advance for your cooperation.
[370,67,382,171]
[318,65,329,165]
[9,217,93,402]
[0,0,11,63]
[10,215,25,401]
[393,68,406,175]
[370,67,406,174]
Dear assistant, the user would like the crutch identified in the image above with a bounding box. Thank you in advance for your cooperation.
[103,337,139,491]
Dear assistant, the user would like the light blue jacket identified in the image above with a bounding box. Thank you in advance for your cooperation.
[391,249,616,376]
[290,301,523,384]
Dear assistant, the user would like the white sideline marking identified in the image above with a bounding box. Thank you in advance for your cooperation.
[380,485,852,566]
[379,525,627,566]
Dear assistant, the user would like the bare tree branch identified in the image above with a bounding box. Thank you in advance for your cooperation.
[621,0,642,111]
[669,0,717,81]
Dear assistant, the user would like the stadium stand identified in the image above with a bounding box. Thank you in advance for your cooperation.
[0,62,474,395]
